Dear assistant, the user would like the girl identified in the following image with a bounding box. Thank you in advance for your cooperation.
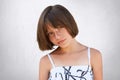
[37,5,103,80]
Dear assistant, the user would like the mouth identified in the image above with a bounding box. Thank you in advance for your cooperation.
[57,39,66,44]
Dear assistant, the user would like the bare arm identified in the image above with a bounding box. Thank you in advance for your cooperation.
[39,56,50,80]
[91,48,103,80]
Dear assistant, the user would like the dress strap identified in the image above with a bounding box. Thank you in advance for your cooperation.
[47,54,55,68]
[88,47,91,66]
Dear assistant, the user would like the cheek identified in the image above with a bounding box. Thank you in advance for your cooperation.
[64,31,72,38]
[63,29,72,37]
[49,38,57,44]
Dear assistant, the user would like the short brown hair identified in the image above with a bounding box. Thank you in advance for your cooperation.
[37,5,79,51]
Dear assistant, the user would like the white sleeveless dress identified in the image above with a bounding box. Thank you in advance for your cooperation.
[47,48,93,80]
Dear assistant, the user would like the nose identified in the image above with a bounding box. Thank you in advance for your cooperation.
[54,29,60,39]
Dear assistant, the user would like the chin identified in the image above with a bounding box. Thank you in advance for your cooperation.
[59,43,69,49]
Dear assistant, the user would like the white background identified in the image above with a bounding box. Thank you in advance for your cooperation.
[0,0,120,80]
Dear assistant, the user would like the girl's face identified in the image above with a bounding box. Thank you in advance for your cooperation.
[47,25,73,48]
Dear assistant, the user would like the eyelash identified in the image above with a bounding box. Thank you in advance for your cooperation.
[47,28,63,37]
[48,32,54,36]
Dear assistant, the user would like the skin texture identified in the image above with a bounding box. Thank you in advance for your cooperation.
[39,26,103,80]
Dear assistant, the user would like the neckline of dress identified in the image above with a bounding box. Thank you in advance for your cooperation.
[50,65,92,72]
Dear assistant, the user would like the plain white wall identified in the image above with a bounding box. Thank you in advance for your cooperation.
[0,0,120,80]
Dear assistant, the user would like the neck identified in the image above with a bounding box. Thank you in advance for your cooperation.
[58,39,84,53]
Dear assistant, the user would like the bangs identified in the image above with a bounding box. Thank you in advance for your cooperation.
[44,8,67,29]
[45,19,65,28]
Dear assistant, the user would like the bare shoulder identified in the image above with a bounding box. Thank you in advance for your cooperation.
[90,48,102,58]
[39,54,51,71]
[90,48,102,67]
[90,48,103,80]
[40,55,48,63]
[39,55,52,79]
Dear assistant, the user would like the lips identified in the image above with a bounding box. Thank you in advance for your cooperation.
[57,39,66,44]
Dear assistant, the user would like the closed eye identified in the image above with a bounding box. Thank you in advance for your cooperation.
[47,32,54,36]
